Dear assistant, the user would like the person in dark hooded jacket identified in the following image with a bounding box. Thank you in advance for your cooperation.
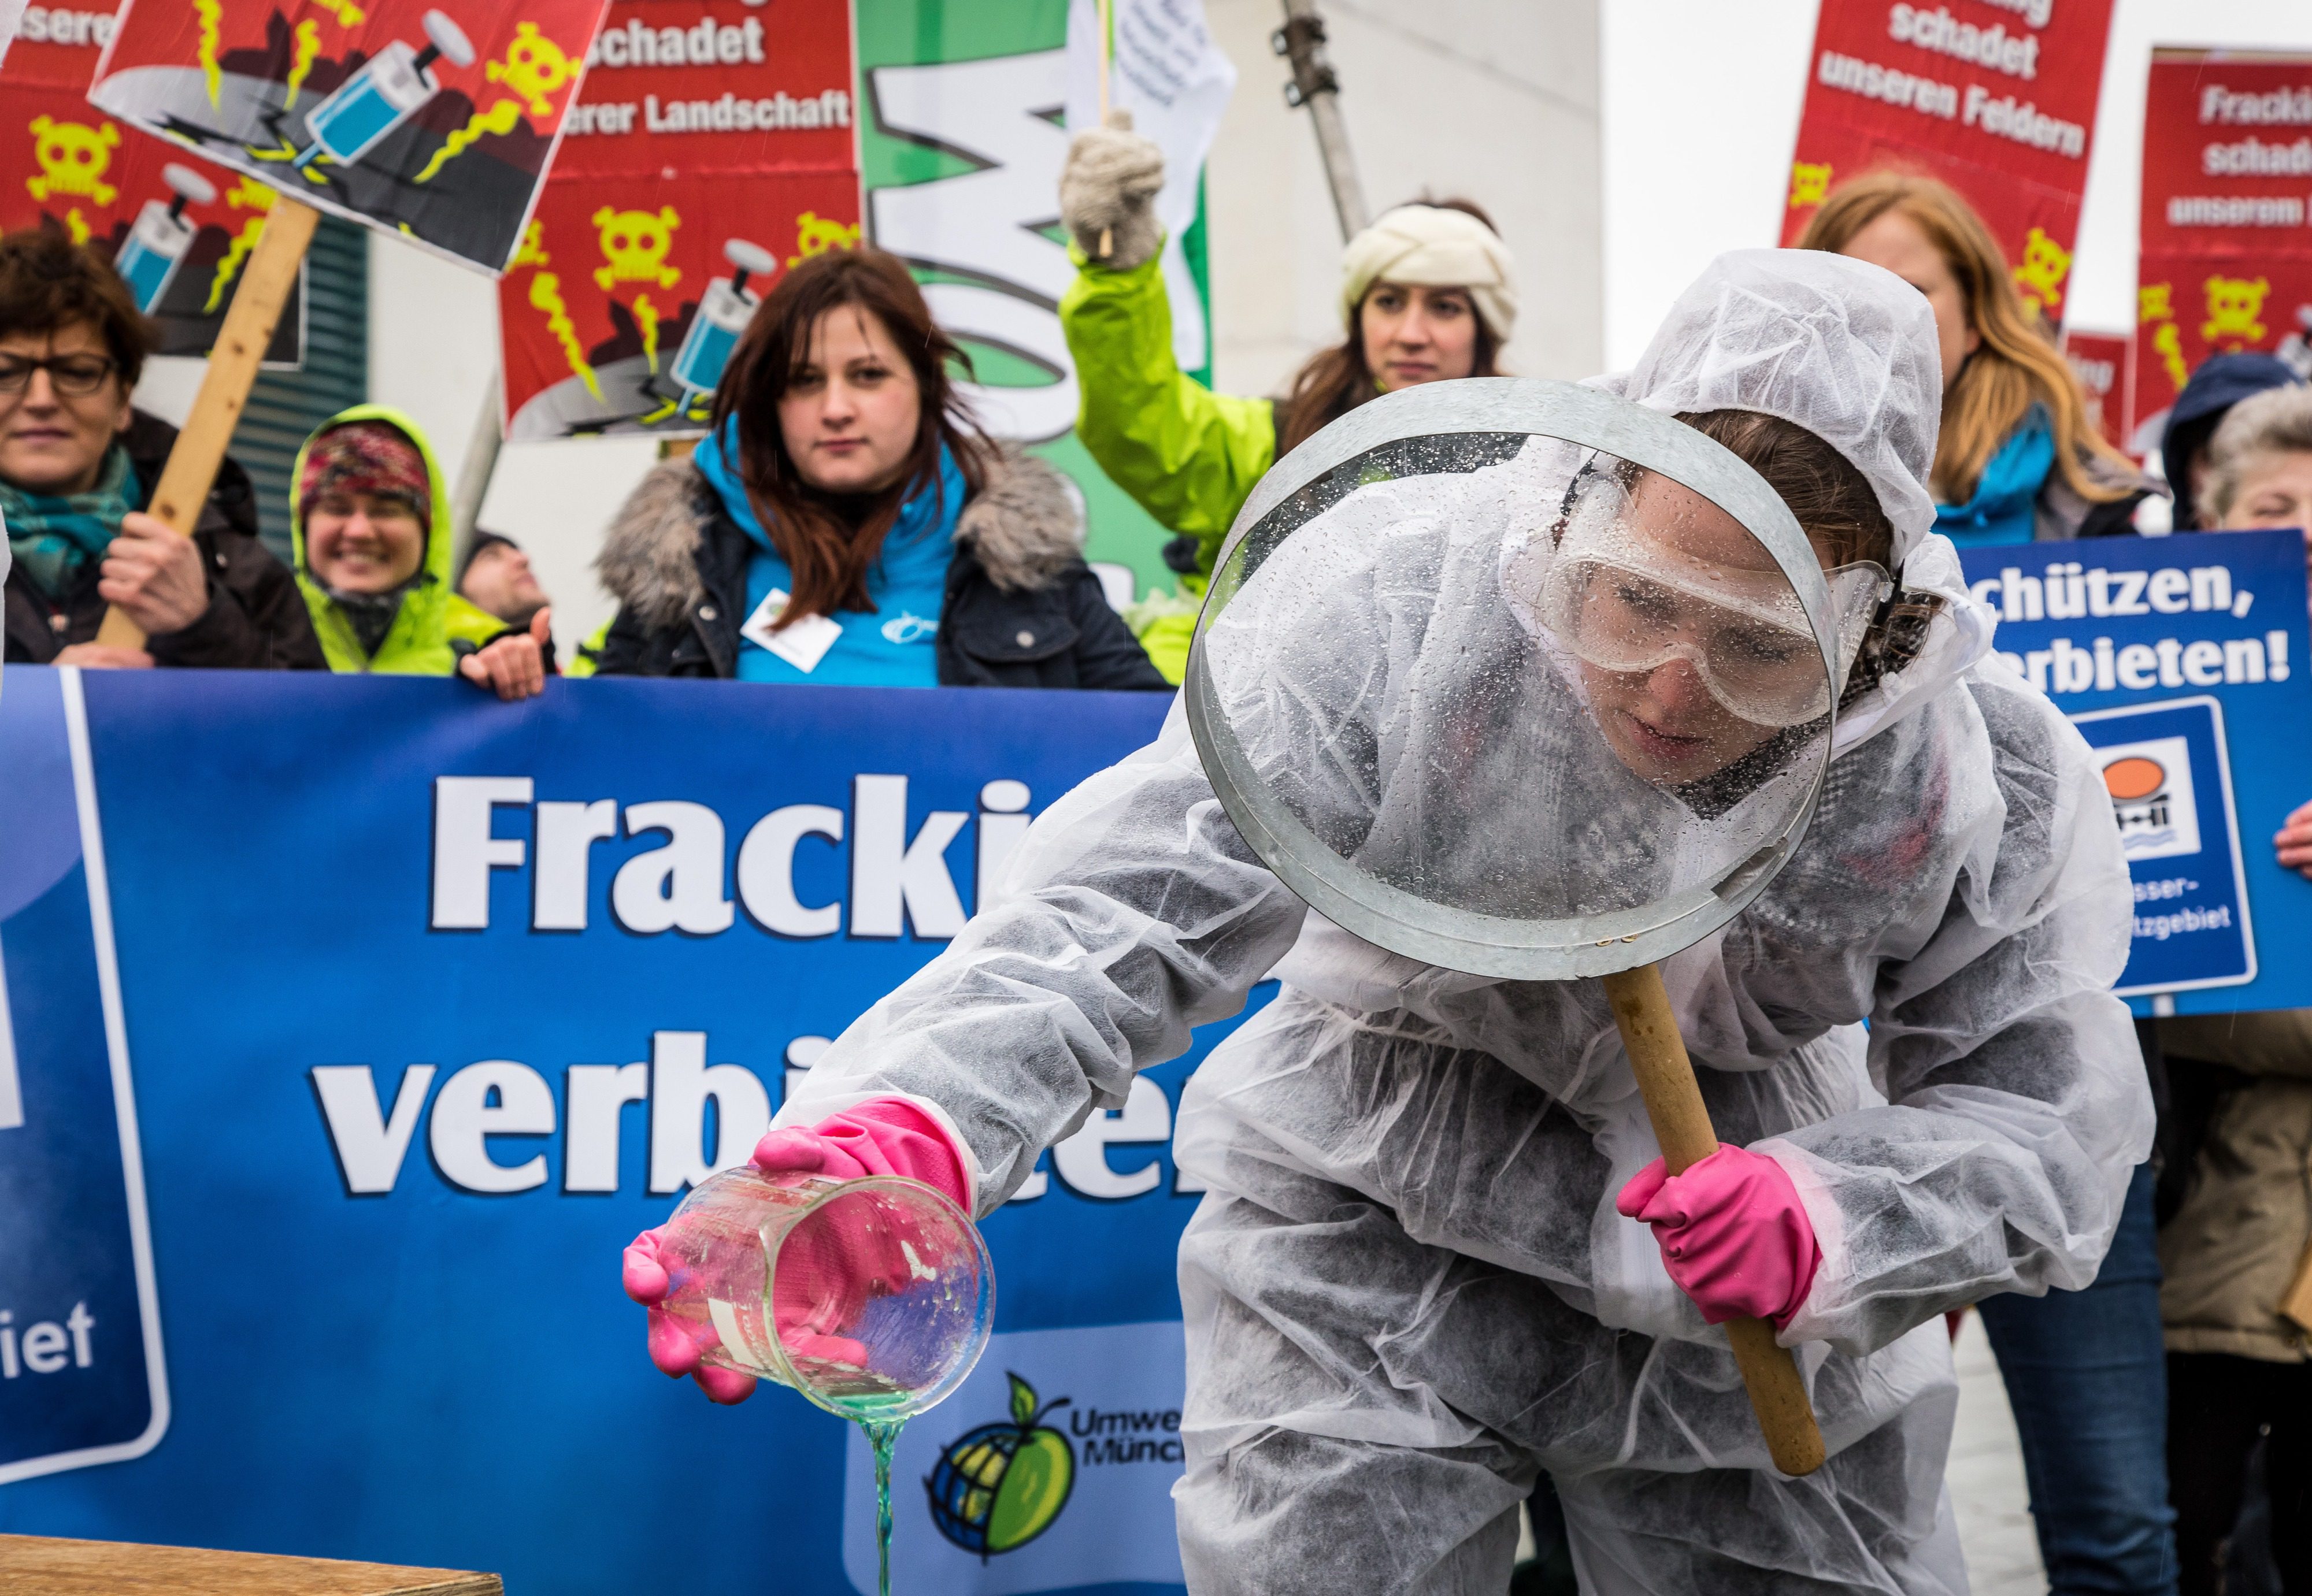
[0,232,320,669]
[590,247,1166,691]
[2157,352,2304,531]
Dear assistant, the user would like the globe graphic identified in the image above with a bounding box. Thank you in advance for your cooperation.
[925,1421,1027,1555]
[925,1378,1076,1560]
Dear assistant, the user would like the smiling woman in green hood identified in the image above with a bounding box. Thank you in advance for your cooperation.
[290,405,550,699]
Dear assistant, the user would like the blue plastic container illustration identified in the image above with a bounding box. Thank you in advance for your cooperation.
[113,164,217,314]
[669,239,779,398]
[294,11,474,170]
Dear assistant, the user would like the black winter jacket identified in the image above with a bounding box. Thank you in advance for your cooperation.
[3,410,325,668]
[591,446,1169,690]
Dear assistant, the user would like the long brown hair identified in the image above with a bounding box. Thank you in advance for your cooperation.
[1795,173,2128,507]
[1274,196,1505,456]
[710,247,987,625]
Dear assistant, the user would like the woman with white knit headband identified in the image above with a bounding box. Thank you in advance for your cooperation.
[1057,121,1517,678]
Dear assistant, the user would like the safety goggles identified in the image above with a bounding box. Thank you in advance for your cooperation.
[1527,489,1891,729]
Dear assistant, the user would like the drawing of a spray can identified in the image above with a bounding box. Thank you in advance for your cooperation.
[113,164,218,314]
[667,240,779,398]
[293,10,475,170]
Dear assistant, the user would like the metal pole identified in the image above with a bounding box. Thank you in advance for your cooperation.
[450,368,505,568]
[1273,0,1369,242]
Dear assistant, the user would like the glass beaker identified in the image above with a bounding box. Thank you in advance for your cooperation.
[653,1166,992,1421]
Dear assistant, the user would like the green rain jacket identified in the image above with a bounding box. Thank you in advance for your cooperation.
[1059,244,1278,681]
[291,404,506,675]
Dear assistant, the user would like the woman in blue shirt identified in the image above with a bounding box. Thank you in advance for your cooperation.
[592,247,1167,691]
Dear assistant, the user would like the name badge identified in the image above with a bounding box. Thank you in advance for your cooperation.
[741,588,843,674]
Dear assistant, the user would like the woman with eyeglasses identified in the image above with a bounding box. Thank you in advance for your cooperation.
[0,232,323,670]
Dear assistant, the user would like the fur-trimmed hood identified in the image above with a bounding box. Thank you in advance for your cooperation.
[596,441,1087,633]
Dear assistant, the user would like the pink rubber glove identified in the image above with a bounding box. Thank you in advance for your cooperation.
[1615,1146,1821,1328]
[623,1097,971,1405]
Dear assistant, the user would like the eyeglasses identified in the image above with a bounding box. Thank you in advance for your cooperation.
[0,354,118,398]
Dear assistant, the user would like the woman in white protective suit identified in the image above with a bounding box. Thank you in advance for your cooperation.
[623,250,2150,1593]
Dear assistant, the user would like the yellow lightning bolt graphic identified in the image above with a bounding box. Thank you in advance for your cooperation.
[312,0,365,24]
[529,272,598,398]
[65,206,90,244]
[196,0,224,108]
[205,217,267,312]
[412,99,523,185]
[632,292,662,373]
[284,20,323,107]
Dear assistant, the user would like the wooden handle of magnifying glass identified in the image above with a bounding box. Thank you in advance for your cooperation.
[1602,963,1827,1477]
[95,197,320,650]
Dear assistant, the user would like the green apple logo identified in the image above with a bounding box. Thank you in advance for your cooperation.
[925,1372,1076,1558]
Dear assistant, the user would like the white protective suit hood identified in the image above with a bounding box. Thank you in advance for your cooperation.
[1613,250,2000,751]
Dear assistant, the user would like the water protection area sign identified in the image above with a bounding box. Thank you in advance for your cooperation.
[0,667,168,1484]
[1957,528,2312,1016]
[2073,699,2254,996]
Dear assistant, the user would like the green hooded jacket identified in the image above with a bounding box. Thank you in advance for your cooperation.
[1059,244,1278,681]
[291,403,503,675]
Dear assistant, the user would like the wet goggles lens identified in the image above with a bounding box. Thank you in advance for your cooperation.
[1535,551,1890,729]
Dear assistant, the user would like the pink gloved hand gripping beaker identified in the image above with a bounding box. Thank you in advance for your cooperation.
[647,1166,992,1421]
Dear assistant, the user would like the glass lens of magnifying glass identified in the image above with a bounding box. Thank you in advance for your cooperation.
[1193,430,1837,929]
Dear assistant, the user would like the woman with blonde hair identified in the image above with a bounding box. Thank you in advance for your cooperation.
[1799,172,2154,544]
[1801,173,2178,1596]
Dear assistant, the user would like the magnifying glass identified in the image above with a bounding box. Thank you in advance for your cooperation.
[1184,377,1851,1477]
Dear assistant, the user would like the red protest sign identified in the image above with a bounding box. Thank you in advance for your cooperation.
[1781,0,2119,326]
[87,0,611,274]
[499,0,859,439]
[0,1,301,361]
[2129,50,2312,442]
[2061,328,2131,452]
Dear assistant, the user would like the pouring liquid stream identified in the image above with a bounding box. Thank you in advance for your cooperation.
[825,1381,912,1596]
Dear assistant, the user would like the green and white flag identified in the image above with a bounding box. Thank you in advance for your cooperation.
[857,0,1230,603]
[1065,0,1236,383]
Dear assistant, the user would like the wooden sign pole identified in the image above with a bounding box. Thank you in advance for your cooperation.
[95,196,322,651]
[1603,962,1828,1477]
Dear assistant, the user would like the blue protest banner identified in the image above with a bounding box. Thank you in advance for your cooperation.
[0,668,1233,1596]
[1955,528,2312,1016]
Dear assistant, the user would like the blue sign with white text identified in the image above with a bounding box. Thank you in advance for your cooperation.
[0,669,1216,1596]
[0,667,167,1486]
[1957,529,2312,1015]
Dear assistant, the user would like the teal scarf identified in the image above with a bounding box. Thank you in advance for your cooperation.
[1935,404,2055,548]
[695,421,965,687]
[1,446,138,599]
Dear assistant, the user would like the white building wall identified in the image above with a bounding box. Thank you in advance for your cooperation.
[1201,0,1603,398]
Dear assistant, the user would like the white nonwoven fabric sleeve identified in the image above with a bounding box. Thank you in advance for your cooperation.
[775,696,1311,1216]
[1756,665,2150,1357]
